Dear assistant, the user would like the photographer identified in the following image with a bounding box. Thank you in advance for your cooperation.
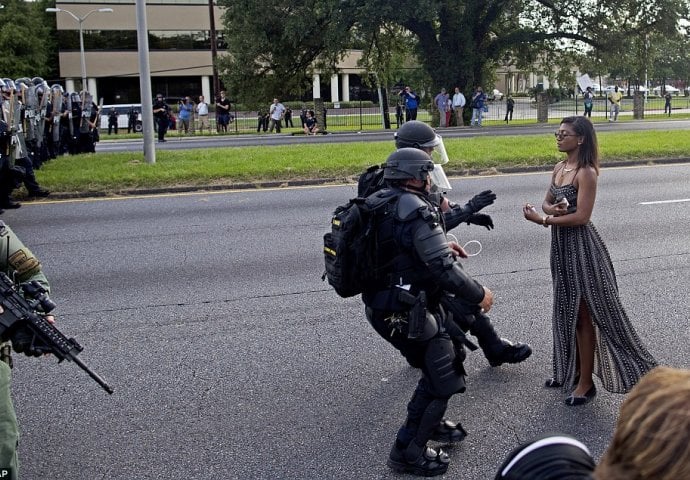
[399,86,420,121]
[177,97,194,135]
[0,220,55,480]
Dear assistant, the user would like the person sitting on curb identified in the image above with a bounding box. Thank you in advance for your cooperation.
[302,110,319,135]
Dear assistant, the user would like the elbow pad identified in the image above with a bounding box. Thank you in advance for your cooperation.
[412,221,485,305]
[437,263,485,305]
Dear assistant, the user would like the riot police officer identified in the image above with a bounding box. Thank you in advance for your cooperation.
[363,148,494,476]
[393,121,531,367]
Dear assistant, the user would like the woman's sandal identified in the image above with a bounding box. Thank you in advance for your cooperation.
[545,373,580,389]
[544,378,562,388]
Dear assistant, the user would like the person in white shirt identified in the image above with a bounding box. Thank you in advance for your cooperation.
[196,95,210,134]
[452,87,466,127]
[268,98,286,133]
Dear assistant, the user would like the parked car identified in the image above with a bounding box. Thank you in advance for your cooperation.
[488,89,504,101]
[99,104,143,132]
[652,85,680,95]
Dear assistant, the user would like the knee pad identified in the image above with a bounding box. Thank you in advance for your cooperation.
[424,336,466,396]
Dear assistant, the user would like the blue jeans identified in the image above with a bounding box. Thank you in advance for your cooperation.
[471,108,483,126]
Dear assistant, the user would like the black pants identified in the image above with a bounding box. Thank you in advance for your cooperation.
[155,116,168,141]
[15,157,42,194]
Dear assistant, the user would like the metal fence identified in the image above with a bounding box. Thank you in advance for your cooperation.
[165,95,690,136]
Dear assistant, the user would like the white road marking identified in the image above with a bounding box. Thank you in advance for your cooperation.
[640,199,690,205]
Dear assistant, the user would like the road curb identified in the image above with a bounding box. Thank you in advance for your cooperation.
[24,157,690,201]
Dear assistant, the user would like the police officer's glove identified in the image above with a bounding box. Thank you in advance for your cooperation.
[466,213,494,230]
[465,190,496,213]
[9,327,45,357]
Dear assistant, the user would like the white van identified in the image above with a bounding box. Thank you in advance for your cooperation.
[99,104,143,132]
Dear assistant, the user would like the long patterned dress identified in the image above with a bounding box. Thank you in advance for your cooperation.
[549,183,657,394]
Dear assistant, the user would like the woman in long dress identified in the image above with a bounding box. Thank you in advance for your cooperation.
[522,116,657,406]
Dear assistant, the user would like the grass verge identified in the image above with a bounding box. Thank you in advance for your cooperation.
[29,129,690,197]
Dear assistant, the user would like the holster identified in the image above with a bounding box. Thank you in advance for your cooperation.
[398,290,437,341]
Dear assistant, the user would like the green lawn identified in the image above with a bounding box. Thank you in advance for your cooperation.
[28,129,690,197]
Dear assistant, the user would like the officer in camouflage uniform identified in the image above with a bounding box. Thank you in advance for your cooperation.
[393,121,531,367]
[0,220,53,480]
[362,148,494,476]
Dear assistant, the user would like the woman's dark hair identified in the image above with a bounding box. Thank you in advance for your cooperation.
[560,116,599,174]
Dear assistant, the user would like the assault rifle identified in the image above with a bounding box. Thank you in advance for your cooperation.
[0,272,114,394]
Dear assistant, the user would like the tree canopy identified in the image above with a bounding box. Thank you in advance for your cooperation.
[0,0,57,80]
[216,0,690,105]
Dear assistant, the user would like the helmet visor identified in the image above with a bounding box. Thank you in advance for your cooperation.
[429,163,452,191]
[419,134,449,165]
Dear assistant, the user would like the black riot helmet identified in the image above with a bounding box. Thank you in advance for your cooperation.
[394,120,449,166]
[31,77,46,87]
[495,433,595,480]
[2,78,15,92]
[384,148,435,183]
[384,147,452,190]
[15,77,32,89]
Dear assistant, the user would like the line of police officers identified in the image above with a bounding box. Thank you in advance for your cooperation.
[0,77,100,211]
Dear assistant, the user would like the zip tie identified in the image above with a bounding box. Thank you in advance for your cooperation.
[463,240,482,257]
[446,234,482,257]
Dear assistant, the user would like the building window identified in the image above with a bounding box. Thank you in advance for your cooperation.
[56,30,221,50]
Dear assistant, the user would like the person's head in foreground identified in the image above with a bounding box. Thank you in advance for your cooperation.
[495,433,595,480]
[594,366,690,480]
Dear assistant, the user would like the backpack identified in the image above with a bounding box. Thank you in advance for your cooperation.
[324,184,403,299]
[322,198,379,298]
[357,164,385,198]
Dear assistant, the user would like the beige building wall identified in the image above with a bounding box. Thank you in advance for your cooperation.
[54,3,221,79]
[53,2,366,101]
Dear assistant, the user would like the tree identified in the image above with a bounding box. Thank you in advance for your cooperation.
[0,0,56,79]
[216,0,690,106]
[579,0,690,93]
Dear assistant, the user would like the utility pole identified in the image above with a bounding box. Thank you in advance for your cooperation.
[208,0,220,99]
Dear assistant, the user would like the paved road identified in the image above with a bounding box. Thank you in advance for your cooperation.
[4,163,690,479]
[96,119,690,152]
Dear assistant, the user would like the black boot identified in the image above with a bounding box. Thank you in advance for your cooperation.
[388,440,449,477]
[471,314,532,367]
[486,339,533,367]
[430,419,467,443]
[0,200,20,209]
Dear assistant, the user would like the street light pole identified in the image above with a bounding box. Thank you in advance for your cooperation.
[46,7,113,91]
